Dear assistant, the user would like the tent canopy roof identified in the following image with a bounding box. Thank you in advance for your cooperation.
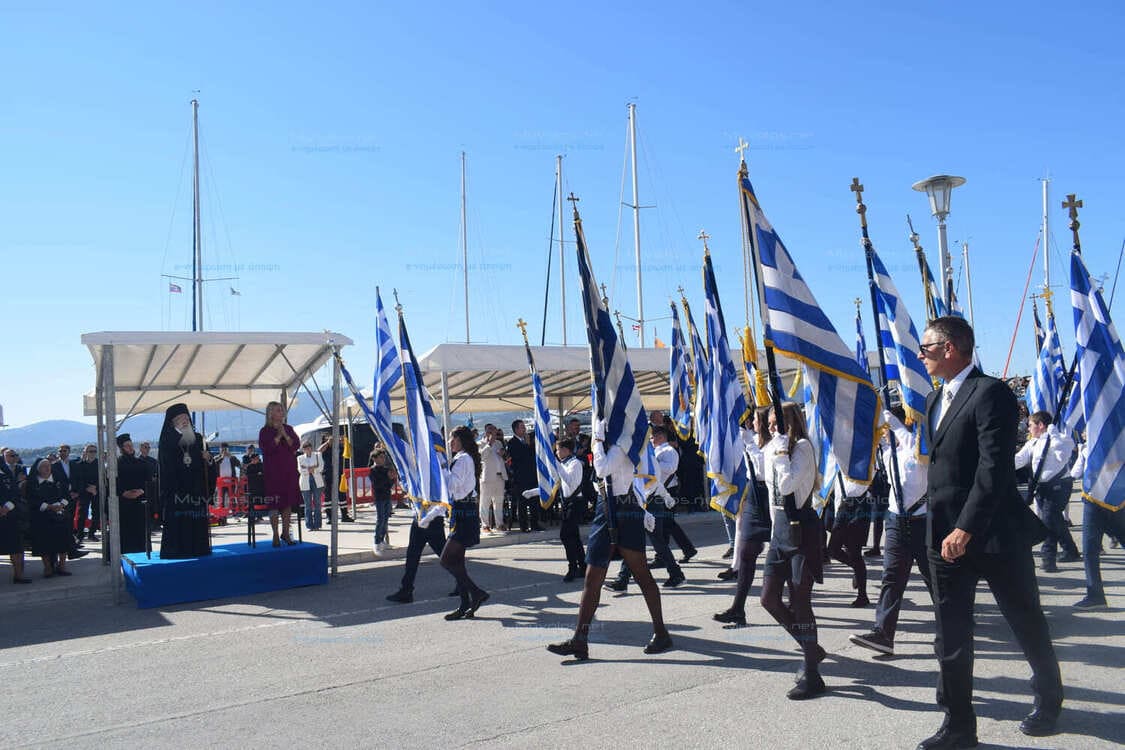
[355,343,672,415]
[82,331,353,417]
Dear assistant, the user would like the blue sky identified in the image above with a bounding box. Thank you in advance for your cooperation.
[3,1,1125,427]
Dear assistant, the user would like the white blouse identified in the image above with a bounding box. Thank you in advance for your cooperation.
[446,451,476,500]
[764,437,816,511]
[297,452,323,492]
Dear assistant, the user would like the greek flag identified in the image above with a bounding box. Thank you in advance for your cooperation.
[524,342,562,510]
[870,248,934,432]
[742,170,880,482]
[682,298,711,448]
[801,368,835,509]
[1027,307,1066,416]
[669,303,694,441]
[357,289,419,499]
[399,308,450,525]
[855,306,868,370]
[1069,250,1125,510]
[701,252,750,518]
[574,206,648,470]
[1061,368,1085,435]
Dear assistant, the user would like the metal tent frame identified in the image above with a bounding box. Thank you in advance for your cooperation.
[81,330,354,601]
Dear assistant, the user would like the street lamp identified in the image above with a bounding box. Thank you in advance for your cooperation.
[912,174,966,314]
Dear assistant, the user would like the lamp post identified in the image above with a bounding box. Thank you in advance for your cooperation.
[912,174,966,314]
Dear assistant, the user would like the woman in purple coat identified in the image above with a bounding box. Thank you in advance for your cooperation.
[259,401,300,546]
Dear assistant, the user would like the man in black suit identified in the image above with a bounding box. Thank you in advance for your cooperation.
[915,316,1063,750]
[507,420,540,532]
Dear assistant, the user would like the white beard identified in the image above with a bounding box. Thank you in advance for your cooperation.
[178,424,196,449]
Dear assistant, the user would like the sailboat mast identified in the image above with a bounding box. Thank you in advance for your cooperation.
[628,103,645,346]
[1041,176,1051,313]
[191,98,203,332]
[461,151,469,344]
[556,154,567,345]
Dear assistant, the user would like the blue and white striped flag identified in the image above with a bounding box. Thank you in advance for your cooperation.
[399,308,450,524]
[523,342,562,510]
[682,298,710,448]
[1027,307,1066,416]
[742,169,880,482]
[855,306,868,370]
[800,368,835,509]
[1069,250,1125,510]
[1061,368,1085,436]
[573,205,648,474]
[870,248,934,436]
[701,252,750,518]
[669,302,694,441]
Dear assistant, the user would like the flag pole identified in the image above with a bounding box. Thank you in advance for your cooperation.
[907,215,938,323]
[851,178,904,496]
[739,160,786,433]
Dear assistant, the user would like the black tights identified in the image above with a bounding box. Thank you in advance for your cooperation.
[440,539,483,608]
[760,568,818,667]
[573,547,667,642]
[828,520,869,598]
[730,540,764,614]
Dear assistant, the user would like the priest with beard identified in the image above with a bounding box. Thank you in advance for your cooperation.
[158,404,212,559]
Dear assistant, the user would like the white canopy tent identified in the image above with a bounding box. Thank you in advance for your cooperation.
[81,330,354,601]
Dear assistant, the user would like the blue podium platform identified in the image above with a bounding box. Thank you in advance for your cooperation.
[122,542,328,608]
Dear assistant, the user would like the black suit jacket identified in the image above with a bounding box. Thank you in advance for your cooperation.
[925,368,1047,553]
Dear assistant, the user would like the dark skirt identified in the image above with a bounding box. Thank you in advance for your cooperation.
[448,497,480,547]
[31,507,72,556]
[738,479,772,543]
[0,507,25,555]
[833,494,878,528]
[764,507,824,585]
[585,493,647,568]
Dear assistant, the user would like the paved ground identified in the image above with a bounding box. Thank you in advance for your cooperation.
[2,507,1122,750]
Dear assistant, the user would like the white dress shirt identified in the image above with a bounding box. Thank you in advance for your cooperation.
[934,362,975,429]
[882,413,928,516]
[653,442,679,487]
[741,430,765,478]
[593,441,638,503]
[445,451,476,500]
[558,454,584,497]
[1015,425,1076,483]
[764,437,816,514]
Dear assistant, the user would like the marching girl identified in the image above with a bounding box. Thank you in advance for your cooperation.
[441,426,490,620]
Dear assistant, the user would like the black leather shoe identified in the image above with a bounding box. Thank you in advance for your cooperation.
[605,579,628,592]
[67,550,89,560]
[1041,562,1059,573]
[1074,595,1108,609]
[721,546,734,559]
[562,569,577,582]
[915,725,978,749]
[547,638,589,660]
[786,671,826,700]
[863,547,881,558]
[1057,551,1081,563]
[468,590,489,615]
[444,607,470,621]
[716,568,737,581]
[712,608,746,626]
[643,633,674,654]
[663,572,685,588]
[386,589,413,603]
[679,549,697,563]
[1019,708,1059,737]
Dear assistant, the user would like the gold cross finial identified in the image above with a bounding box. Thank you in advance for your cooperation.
[850,177,868,230]
[392,288,403,314]
[516,317,529,345]
[735,137,749,160]
[697,230,710,253]
[599,283,609,307]
[1062,193,1083,253]
[854,297,863,315]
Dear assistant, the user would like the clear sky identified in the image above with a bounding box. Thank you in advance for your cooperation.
[3,1,1124,427]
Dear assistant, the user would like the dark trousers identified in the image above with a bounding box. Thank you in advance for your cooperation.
[1036,479,1079,565]
[1082,499,1125,600]
[661,506,696,556]
[518,492,540,531]
[873,514,931,641]
[828,517,870,594]
[617,506,681,582]
[928,546,1063,730]
[74,491,100,535]
[400,518,446,592]
[560,496,585,571]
